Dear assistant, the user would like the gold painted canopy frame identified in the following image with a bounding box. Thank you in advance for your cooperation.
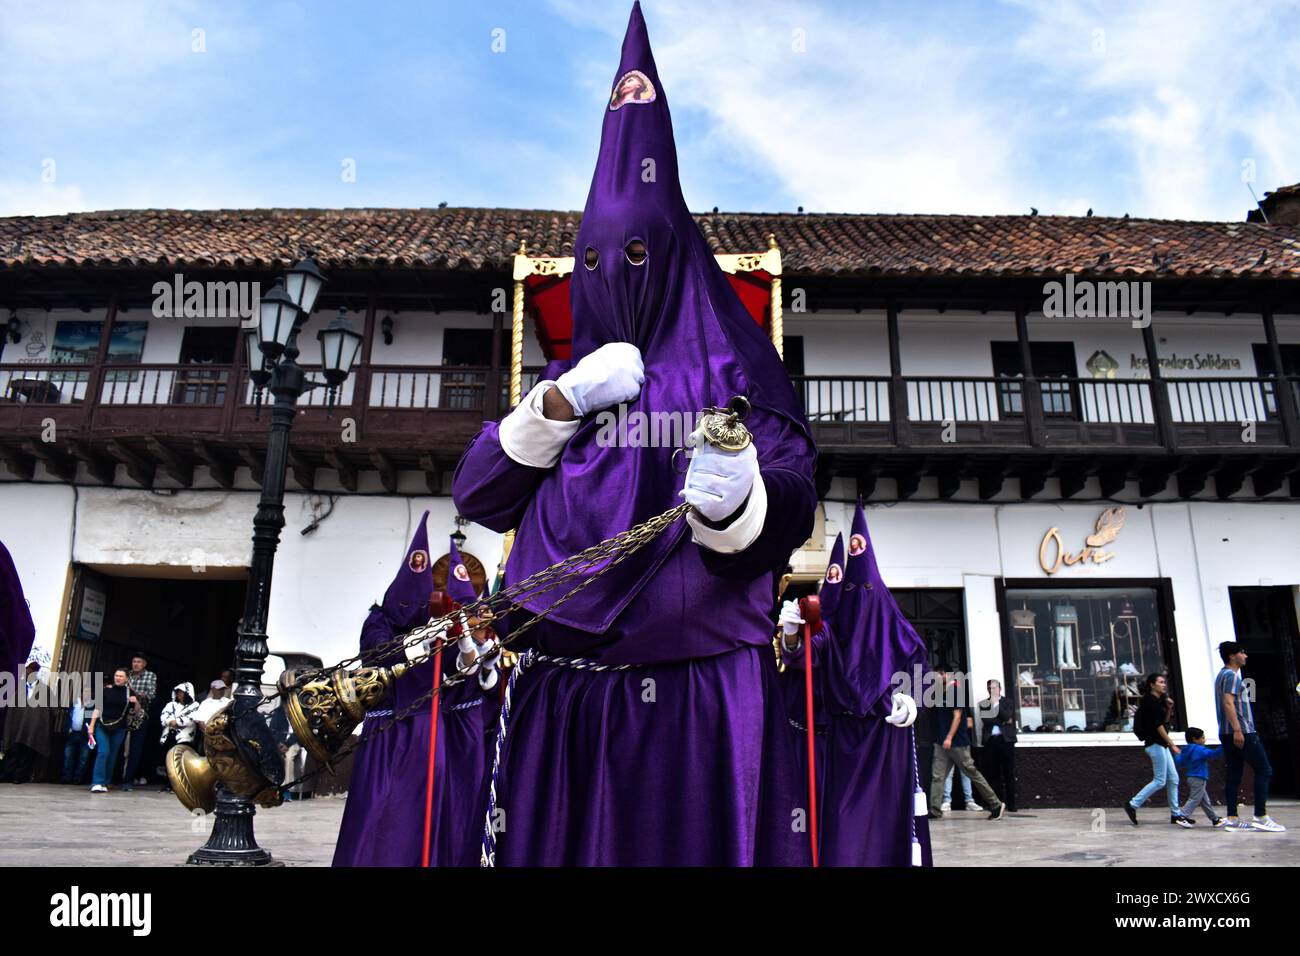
[508,234,785,408]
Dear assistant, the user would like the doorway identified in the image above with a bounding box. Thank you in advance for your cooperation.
[1228,586,1300,796]
[59,565,247,784]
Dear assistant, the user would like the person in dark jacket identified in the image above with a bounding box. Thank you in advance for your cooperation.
[1124,673,1192,828]
[978,679,1018,812]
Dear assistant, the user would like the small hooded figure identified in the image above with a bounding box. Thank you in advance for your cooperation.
[333,516,500,867]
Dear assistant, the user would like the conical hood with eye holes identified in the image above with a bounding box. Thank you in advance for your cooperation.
[501,2,815,648]
[824,502,927,717]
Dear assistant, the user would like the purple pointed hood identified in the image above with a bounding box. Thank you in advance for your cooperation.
[504,2,813,634]
[826,502,927,716]
[445,535,478,606]
[1,541,36,685]
[818,533,846,620]
[379,511,434,633]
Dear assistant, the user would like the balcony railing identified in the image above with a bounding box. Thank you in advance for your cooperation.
[3,361,1298,453]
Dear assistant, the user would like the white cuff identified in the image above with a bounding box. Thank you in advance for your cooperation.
[686,471,767,554]
[497,381,580,468]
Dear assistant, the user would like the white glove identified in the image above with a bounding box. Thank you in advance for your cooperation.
[885,693,918,728]
[477,648,501,691]
[554,342,644,417]
[778,599,804,637]
[680,428,759,523]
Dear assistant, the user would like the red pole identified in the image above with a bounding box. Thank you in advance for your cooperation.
[803,618,819,868]
[421,641,443,868]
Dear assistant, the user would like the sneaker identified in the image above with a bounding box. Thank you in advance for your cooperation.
[121,784,134,792]
[968,803,985,811]
[1251,816,1287,832]
[1124,804,1139,826]
[1172,815,1195,829]
[90,784,107,793]
[988,804,1005,820]
[940,801,951,812]
[928,809,944,819]
[1212,818,1228,829]
[1222,816,1249,831]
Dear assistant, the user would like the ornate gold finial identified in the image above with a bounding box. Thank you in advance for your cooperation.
[518,239,527,255]
[767,232,777,250]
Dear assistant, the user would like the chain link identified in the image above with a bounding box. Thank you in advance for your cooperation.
[273,502,692,792]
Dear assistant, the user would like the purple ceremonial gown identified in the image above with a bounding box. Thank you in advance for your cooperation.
[452,3,816,866]
[1,541,36,685]
[332,519,498,867]
[816,505,933,867]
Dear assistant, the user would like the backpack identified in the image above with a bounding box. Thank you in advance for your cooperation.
[1132,699,1149,741]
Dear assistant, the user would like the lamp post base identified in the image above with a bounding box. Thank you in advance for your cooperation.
[186,786,277,866]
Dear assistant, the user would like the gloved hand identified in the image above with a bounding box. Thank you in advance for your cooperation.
[778,599,804,637]
[680,427,759,523]
[554,342,645,417]
[885,692,918,728]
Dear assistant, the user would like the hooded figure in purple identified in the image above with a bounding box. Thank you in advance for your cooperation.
[1,541,35,687]
[333,515,499,866]
[791,503,933,867]
[777,534,844,826]
[452,2,816,865]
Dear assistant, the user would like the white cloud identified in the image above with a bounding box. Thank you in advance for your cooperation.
[1012,0,1300,219]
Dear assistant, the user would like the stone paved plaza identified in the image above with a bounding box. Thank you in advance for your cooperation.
[0,784,1295,867]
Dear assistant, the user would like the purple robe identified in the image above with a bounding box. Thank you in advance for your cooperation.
[1,541,36,686]
[807,505,933,867]
[452,3,816,866]
[332,517,499,867]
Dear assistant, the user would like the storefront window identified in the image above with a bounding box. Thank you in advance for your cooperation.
[1003,587,1168,734]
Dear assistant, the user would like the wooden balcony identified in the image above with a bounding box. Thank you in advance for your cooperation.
[2,359,1297,499]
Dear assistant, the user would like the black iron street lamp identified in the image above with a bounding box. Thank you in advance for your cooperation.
[188,260,362,866]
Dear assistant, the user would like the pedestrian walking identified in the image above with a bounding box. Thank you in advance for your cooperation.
[1124,674,1192,827]
[979,679,1018,812]
[1175,727,1224,827]
[927,672,1005,820]
[1216,641,1285,831]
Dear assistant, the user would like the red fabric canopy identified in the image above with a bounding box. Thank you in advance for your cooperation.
[526,268,772,361]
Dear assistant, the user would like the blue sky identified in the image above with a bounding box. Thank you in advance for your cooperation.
[1,0,1298,220]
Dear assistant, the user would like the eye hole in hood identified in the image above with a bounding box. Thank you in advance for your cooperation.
[584,246,599,270]
[624,239,647,265]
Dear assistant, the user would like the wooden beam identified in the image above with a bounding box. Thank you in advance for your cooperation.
[2,447,36,480]
[1252,464,1288,497]
[895,465,922,500]
[370,450,397,494]
[238,446,265,485]
[1175,457,1218,499]
[1059,469,1088,499]
[325,450,358,492]
[937,469,962,500]
[977,468,1006,501]
[145,438,193,487]
[287,449,316,491]
[1019,470,1048,500]
[419,455,442,495]
[106,440,155,487]
[855,466,878,501]
[68,441,114,485]
[1138,463,1175,498]
[20,440,75,482]
[192,441,234,489]
[1215,465,1248,500]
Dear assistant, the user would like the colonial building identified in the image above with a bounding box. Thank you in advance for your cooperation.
[2,196,1299,804]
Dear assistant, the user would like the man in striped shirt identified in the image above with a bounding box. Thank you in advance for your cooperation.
[1215,641,1285,832]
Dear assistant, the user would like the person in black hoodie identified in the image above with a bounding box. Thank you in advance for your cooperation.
[1124,673,1192,828]
[978,679,1018,812]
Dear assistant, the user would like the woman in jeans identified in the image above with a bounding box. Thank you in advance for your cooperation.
[1124,673,1193,828]
[87,669,138,793]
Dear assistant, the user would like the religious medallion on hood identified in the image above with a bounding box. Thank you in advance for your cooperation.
[610,69,656,109]
[848,532,867,557]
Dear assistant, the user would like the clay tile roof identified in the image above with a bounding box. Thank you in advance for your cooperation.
[1,207,1299,280]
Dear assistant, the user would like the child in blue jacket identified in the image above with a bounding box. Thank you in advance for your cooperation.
[1176,727,1225,827]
